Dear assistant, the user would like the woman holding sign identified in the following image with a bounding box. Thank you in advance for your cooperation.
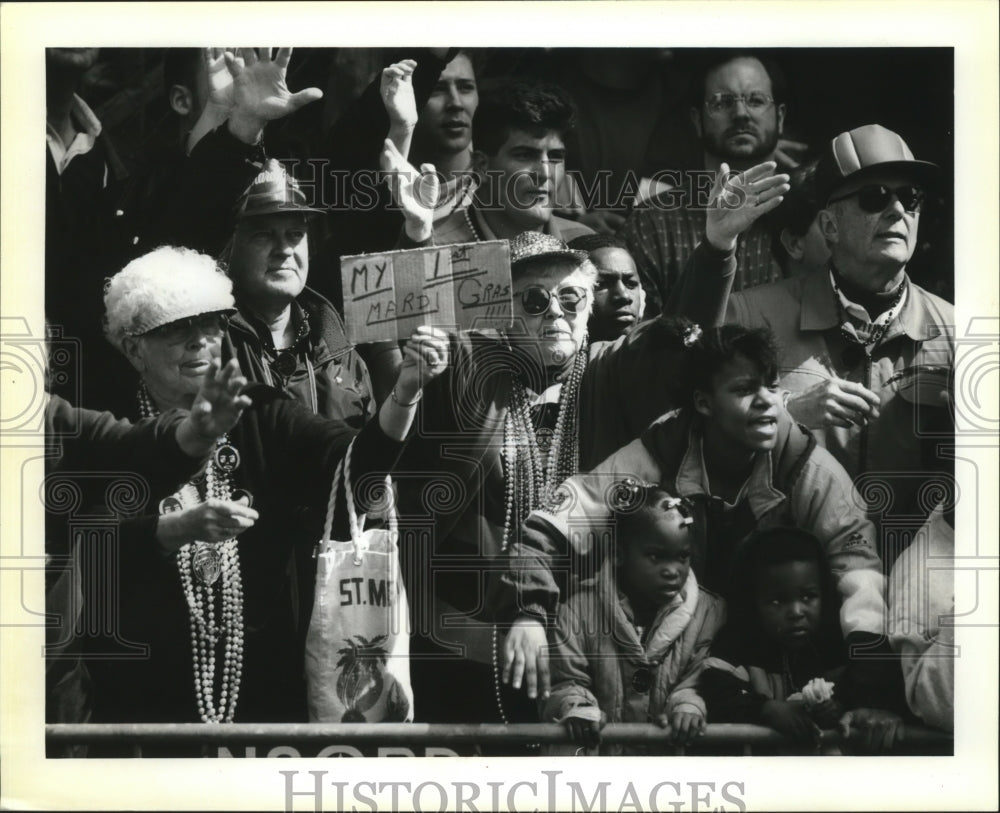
[85,245,449,738]
[382,131,789,738]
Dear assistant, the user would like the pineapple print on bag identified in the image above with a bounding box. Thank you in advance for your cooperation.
[336,634,388,722]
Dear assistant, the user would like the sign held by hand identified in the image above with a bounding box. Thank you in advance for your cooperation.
[340,241,512,343]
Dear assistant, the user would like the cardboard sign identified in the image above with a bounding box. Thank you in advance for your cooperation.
[340,241,512,343]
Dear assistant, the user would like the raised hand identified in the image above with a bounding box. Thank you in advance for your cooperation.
[381,138,439,242]
[190,358,251,438]
[225,47,323,143]
[704,160,790,252]
[381,59,418,131]
[394,326,450,401]
[203,47,235,111]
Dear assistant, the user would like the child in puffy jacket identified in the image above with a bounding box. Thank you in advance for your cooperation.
[543,482,726,755]
[700,526,906,753]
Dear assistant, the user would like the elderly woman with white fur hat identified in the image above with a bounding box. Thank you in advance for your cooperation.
[88,245,448,736]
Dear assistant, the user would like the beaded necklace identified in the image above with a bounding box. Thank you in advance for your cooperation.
[139,384,245,723]
[435,171,475,216]
[832,273,907,350]
[463,205,485,242]
[265,307,311,381]
[490,339,587,723]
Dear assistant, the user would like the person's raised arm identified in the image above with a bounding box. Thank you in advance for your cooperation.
[663,160,789,326]
[185,48,235,154]
[150,48,323,256]
[326,48,454,173]
[175,358,253,457]
[380,59,418,160]
[377,325,449,440]
[225,47,324,146]
[381,138,439,244]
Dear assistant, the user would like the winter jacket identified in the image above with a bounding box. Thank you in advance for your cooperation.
[727,270,955,534]
[888,502,954,731]
[699,633,851,725]
[44,397,207,731]
[508,407,904,709]
[544,567,725,755]
[509,407,885,637]
[225,287,375,427]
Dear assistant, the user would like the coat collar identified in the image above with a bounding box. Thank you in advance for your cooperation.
[801,266,942,342]
[468,202,566,242]
[674,415,787,519]
[229,286,355,362]
[605,567,699,662]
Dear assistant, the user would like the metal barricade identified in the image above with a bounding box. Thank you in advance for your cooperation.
[46,722,953,757]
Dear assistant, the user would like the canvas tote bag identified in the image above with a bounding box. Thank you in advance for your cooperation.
[304,441,413,722]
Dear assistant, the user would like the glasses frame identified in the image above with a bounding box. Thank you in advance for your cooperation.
[703,92,775,116]
[829,183,926,214]
[142,313,231,345]
[516,284,589,316]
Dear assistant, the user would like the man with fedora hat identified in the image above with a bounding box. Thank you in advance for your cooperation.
[150,48,375,426]
[725,123,954,540]
[222,157,376,428]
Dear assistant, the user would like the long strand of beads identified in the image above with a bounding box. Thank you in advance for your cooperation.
[491,350,586,724]
[463,206,483,242]
[138,385,245,723]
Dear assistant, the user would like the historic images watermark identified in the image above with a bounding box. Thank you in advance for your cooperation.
[280,770,747,813]
[274,163,747,213]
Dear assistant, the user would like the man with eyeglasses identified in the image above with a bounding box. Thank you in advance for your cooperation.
[726,124,954,541]
[620,51,791,317]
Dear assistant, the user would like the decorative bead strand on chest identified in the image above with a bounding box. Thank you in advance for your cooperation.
[140,384,246,723]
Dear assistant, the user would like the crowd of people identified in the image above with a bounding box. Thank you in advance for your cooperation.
[44,46,956,757]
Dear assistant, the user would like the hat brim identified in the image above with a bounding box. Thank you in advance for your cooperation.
[138,307,238,337]
[825,159,941,204]
[511,248,591,269]
[238,204,326,219]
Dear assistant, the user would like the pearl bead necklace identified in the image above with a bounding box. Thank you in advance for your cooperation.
[463,205,484,242]
[140,384,245,723]
[491,340,587,723]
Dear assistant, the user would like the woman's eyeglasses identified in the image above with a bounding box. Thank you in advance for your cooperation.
[517,285,588,316]
[830,184,925,214]
[145,313,231,344]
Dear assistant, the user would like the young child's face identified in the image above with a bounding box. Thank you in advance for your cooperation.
[694,354,782,453]
[618,511,692,609]
[753,560,823,650]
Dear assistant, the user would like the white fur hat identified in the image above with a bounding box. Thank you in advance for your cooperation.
[103,245,236,351]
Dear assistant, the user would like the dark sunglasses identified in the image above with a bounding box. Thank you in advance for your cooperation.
[517,284,588,316]
[831,184,925,214]
[145,313,231,344]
